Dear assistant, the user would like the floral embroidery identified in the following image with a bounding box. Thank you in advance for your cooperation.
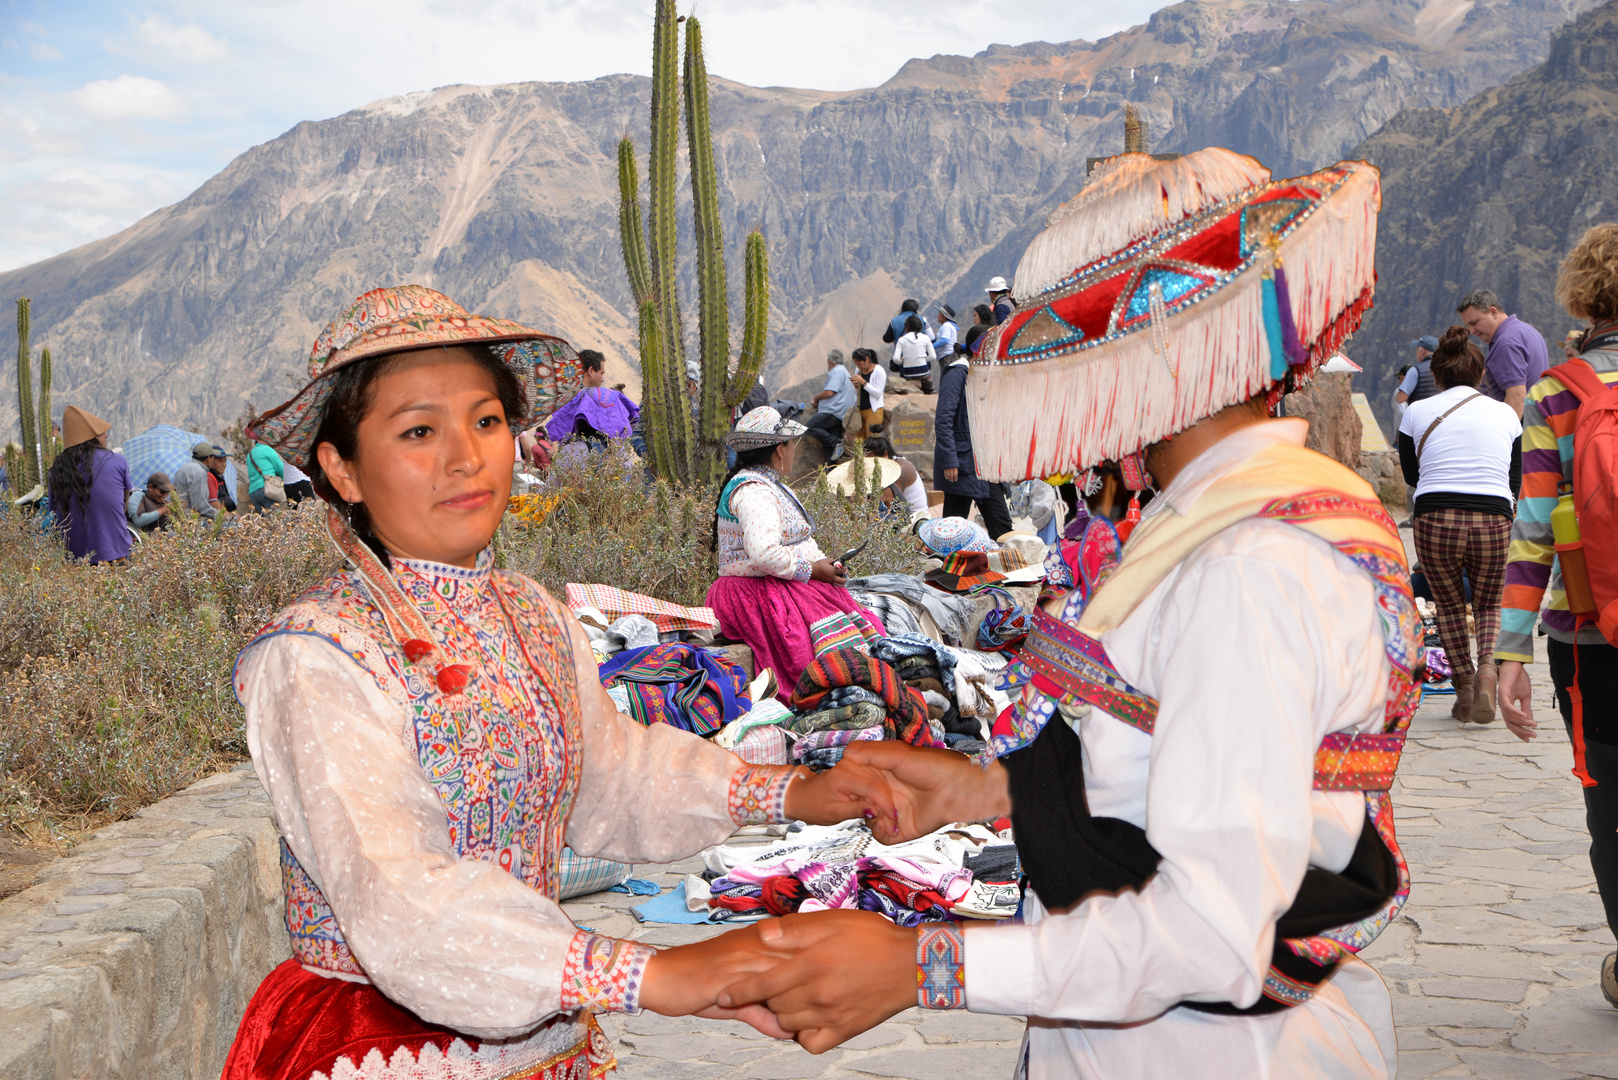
[727,765,796,824]
[916,924,966,1009]
[559,931,656,1014]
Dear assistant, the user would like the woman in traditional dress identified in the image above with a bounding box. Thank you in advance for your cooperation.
[706,407,885,700]
[223,287,886,1080]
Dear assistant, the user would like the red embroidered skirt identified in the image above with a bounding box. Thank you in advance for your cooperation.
[223,959,612,1080]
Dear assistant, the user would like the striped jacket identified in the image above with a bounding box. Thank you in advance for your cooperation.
[1498,346,1618,663]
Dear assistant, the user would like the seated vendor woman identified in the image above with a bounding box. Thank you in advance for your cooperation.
[706,407,885,700]
[222,287,889,1080]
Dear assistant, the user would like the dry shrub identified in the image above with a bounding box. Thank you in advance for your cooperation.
[0,446,922,830]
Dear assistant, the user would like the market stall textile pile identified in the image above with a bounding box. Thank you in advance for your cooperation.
[565,582,718,634]
[597,643,752,736]
[788,647,935,746]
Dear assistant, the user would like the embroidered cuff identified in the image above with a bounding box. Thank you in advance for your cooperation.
[728,765,797,824]
[917,924,966,1010]
[560,931,656,1014]
[791,550,815,582]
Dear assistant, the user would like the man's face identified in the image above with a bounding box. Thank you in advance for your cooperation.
[1416,347,1431,362]
[207,456,225,475]
[147,484,167,503]
[1460,306,1507,343]
[581,365,604,388]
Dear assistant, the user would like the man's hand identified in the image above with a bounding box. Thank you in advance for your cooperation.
[943,468,959,483]
[810,559,847,586]
[1499,660,1537,742]
[783,762,898,827]
[718,911,917,1054]
[639,925,794,1038]
[836,741,1010,843]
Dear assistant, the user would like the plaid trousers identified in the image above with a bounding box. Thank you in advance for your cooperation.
[1414,507,1512,676]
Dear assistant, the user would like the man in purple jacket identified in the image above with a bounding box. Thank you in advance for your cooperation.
[544,349,639,445]
[1457,288,1549,417]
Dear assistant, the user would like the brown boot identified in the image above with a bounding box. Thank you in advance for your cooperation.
[1474,656,1499,724]
[1451,669,1475,723]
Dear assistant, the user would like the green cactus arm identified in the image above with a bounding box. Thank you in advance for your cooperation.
[683,16,730,450]
[728,231,770,408]
[636,298,675,479]
[617,140,654,309]
[16,298,36,491]
[36,346,51,471]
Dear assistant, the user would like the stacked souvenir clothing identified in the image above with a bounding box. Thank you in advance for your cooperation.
[870,635,1011,744]
[788,647,936,746]
[792,726,884,769]
[697,820,1018,927]
[847,573,980,645]
[597,642,751,736]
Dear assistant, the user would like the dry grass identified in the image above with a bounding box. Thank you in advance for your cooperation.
[0,445,922,834]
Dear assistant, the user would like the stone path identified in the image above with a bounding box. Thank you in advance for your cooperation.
[563,635,1618,1078]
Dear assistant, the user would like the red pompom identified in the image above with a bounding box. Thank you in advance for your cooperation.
[436,665,472,695]
[402,639,434,663]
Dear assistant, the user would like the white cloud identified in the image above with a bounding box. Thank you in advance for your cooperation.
[28,42,62,62]
[108,16,231,65]
[67,75,189,121]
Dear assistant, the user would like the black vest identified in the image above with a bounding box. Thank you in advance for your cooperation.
[1407,360,1438,403]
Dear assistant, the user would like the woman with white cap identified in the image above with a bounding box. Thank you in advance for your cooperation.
[707,406,886,700]
[46,405,131,565]
[986,275,1015,325]
[221,287,889,1080]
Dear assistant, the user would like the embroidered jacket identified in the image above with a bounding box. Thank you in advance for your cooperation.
[715,467,826,580]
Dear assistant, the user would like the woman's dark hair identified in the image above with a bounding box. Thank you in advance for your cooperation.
[710,444,781,552]
[904,314,925,335]
[900,298,919,313]
[851,347,876,365]
[973,303,993,325]
[963,323,988,352]
[578,349,605,373]
[863,435,896,459]
[308,345,527,566]
[1429,325,1486,390]
[47,440,103,520]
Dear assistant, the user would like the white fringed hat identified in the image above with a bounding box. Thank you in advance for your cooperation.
[968,148,1381,481]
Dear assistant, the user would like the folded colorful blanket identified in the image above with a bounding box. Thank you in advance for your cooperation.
[598,642,751,736]
[788,647,934,745]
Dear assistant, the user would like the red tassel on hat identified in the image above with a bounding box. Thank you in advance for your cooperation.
[1117,495,1143,542]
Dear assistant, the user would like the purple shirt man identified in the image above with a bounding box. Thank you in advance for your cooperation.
[1456,289,1548,416]
[544,387,640,441]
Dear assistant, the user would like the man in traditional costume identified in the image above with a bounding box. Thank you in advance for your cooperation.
[723,147,1420,1080]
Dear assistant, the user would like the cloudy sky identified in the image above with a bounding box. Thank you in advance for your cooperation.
[0,1,1166,273]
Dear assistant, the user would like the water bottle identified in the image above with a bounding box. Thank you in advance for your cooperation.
[1551,483,1597,617]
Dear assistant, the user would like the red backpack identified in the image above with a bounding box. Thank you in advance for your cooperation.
[1549,358,1618,646]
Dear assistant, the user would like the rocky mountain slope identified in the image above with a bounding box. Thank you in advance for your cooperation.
[0,0,1597,442]
[1351,0,1618,433]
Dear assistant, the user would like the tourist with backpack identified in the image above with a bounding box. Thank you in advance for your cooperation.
[1497,223,1618,1010]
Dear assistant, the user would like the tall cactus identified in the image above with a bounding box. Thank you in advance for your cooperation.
[37,347,55,466]
[15,298,37,493]
[617,0,771,485]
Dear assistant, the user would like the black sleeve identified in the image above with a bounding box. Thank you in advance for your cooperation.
[1398,431,1420,489]
[882,322,896,345]
[1509,435,1523,498]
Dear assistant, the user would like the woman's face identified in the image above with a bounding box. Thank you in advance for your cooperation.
[318,347,514,568]
[772,439,798,474]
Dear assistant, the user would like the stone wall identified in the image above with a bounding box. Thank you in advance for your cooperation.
[1281,371,1363,471]
[0,765,287,1080]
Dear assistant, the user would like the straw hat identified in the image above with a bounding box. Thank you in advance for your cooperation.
[972,148,1381,481]
[249,285,577,470]
[824,456,901,496]
[60,405,110,448]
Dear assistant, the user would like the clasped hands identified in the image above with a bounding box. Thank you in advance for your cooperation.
[638,742,1010,1052]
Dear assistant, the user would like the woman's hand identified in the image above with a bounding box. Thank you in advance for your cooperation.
[782,762,897,827]
[837,741,1011,843]
[810,559,848,586]
[718,911,918,1054]
[943,468,959,483]
[1499,660,1537,742]
[638,925,794,1038]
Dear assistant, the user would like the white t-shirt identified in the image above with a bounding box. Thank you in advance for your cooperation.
[1397,385,1522,501]
[860,364,886,411]
[283,461,310,485]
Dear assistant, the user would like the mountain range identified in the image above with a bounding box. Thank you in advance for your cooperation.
[0,0,1605,443]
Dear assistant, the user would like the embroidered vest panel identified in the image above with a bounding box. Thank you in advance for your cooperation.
[716,470,814,571]
[244,563,582,979]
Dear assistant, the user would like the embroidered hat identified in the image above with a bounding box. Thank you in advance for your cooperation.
[824,455,902,497]
[914,515,998,556]
[971,148,1380,481]
[248,285,578,470]
[727,406,808,450]
[924,551,1006,593]
[60,405,110,448]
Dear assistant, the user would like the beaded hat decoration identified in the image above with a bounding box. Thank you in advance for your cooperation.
[249,285,579,470]
[968,148,1381,481]
[727,406,808,450]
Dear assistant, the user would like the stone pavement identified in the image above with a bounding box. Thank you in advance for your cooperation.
[563,636,1618,1079]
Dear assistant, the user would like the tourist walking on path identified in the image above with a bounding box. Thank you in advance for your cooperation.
[1456,288,1549,417]
[221,286,889,1080]
[933,352,1012,538]
[1497,224,1618,1008]
[891,314,937,394]
[805,350,856,462]
[47,405,132,565]
[706,407,886,700]
[127,471,174,532]
[1398,326,1522,723]
[247,439,286,513]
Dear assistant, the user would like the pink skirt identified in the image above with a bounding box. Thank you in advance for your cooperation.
[706,576,886,701]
